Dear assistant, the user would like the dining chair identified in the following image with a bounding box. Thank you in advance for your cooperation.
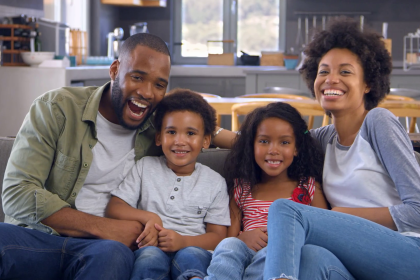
[238,94,325,130]
[231,101,327,132]
[199,93,222,126]
[378,101,420,133]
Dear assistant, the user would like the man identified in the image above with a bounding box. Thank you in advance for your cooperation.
[0,33,171,279]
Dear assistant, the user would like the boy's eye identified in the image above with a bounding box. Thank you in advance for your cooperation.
[281,141,290,145]
[166,130,176,134]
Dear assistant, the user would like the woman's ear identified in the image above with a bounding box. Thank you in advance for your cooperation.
[364,86,371,94]
[155,132,162,146]
[202,134,211,149]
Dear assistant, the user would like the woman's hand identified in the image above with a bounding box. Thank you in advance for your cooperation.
[237,227,268,252]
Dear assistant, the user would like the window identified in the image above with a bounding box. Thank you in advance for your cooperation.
[173,0,286,64]
[43,0,89,32]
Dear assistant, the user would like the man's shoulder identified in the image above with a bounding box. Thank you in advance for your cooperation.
[37,86,99,105]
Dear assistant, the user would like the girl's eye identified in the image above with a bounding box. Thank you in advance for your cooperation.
[259,140,268,144]
[166,130,176,134]
[187,132,196,136]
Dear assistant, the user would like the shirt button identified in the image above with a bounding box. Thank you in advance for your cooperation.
[83,163,88,167]
[89,144,93,149]
[177,178,181,182]
[170,196,175,200]
[197,211,202,214]
[174,187,179,191]
[71,192,77,197]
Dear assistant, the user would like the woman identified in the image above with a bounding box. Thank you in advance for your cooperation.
[263,18,420,280]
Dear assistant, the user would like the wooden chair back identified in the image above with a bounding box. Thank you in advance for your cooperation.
[231,101,326,131]
[239,93,311,100]
[378,101,420,133]
[199,93,222,126]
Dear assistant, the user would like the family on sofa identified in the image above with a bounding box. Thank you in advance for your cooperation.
[2,17,420,280]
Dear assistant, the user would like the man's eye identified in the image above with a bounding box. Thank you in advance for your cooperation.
[156,83,165,88]
[132,76,142,80]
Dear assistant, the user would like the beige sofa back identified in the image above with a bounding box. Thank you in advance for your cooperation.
[0,136,230,223]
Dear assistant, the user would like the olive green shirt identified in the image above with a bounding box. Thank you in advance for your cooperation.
[2,82,162,234]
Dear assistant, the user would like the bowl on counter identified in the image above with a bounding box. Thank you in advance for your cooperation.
[21,52,55,67]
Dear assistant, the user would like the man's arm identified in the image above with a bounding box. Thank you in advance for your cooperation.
[42,207,144,250]
[211,127,236,149]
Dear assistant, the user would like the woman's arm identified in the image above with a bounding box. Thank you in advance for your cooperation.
[212,127,237,149]
[311,182,329,209]
[332,207,397,230]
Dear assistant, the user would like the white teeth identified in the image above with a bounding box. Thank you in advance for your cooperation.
[131,100,147,108]
[267,160,281,164]
[323,89,344,96]
[174,151,188,153]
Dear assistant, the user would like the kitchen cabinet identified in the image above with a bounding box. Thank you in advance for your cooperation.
[101,0,167,7]
[169,77,246,97]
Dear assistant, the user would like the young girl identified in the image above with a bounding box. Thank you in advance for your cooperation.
[264,18,420,280]
[186,102,328,280]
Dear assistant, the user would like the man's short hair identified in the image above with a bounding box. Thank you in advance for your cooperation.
[119,33,170,61]
[154,89,217,136]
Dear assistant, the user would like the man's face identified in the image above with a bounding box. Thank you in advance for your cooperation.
[111,45,171,130]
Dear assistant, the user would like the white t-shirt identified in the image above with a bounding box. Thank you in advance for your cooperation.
[75,112,137,217]
[111,156,231,236]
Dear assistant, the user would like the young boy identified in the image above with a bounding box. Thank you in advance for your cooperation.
[105,89,230,280]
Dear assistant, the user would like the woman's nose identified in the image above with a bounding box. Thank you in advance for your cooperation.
[326,72,339,84]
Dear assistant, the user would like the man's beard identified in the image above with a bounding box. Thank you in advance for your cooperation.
[111,76,152,130]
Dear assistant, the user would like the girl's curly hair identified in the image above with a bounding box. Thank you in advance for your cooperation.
[300,17,392,111]
[224,102,324,200]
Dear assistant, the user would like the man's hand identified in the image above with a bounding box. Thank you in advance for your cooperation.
[102,219,144,251]
[155,224,185,252]
[136,214,163,248]
[237,227,268,252]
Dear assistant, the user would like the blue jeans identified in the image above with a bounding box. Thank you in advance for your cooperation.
[131,246,212,280]
[0,223,134,280]
[264,199,420,280]
[204,237,266,280]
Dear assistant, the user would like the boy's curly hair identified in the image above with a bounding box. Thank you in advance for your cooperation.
[224,102,324,199]
[300,17,392,111]
[154,88,216,136]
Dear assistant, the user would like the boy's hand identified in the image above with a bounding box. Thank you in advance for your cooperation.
[136,214,163,248]
[237,227,268,252]
[155,224,185,252]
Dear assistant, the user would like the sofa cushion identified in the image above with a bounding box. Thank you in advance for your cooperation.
[0,137,15,222]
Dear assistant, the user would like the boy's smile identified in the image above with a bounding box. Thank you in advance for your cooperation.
[156,110,210,176]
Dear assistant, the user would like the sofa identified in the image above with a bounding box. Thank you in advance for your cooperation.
[0,136,230,223]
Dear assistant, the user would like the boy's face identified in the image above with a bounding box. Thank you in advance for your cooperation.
[156,110,210,176]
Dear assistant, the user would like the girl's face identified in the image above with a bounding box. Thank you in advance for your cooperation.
[254,117,297,181]
[314,48,370,117]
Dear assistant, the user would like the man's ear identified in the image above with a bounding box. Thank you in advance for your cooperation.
[155,132,162,146]
[109,60,119,80]
[202,134,211,149]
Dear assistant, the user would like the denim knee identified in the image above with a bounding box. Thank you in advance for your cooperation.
[216,237,247,251]
[269,198,297,214]
[89,240,134,264]
[134,245,165,260]
[176,246,209,259]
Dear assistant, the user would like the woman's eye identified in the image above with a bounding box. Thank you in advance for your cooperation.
[341,70,351,74]
[318,70,328,75]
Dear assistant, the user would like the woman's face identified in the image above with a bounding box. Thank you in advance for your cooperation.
[314,48,370,117]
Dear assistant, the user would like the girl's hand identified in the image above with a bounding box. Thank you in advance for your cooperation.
[237,227,268,252]
[155,224,185,252]
[136,214,162,248]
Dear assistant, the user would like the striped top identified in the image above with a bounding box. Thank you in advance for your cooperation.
[234,177,316,232]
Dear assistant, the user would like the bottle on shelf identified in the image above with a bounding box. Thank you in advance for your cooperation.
[34,23,41,52]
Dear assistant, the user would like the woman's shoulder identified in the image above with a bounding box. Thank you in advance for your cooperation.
[361,107,402,136]
[310,125,337,153]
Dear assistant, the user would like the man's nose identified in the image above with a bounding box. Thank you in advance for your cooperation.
[136,83,153,100]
